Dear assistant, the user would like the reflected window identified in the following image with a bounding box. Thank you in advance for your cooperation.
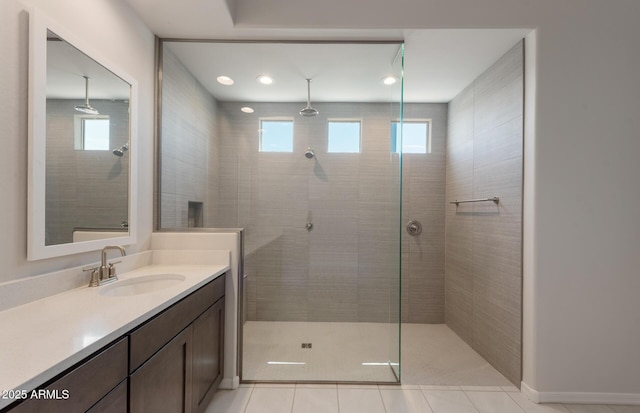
[328,120,361,153]
[74,115,110,150]
[391,120,431,154]
[260,119,294,152]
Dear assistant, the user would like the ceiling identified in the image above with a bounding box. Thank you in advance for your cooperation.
[165,41,403,103]
[47,33,131,100]
[124,0,530,103]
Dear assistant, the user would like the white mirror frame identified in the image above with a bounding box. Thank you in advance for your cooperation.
[27,8,138,260]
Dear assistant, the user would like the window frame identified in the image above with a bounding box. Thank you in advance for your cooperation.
[327,118,362,153]
[258,117,295,153]
[391,118,432,154]
[73,114,111,151]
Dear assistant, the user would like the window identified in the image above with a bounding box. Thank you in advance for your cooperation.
[328,120,361,153]
[259,119,294,152]
[74,115,110,150]
[391,120,431,154]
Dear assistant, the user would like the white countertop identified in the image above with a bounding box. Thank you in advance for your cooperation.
[0,263,228,409]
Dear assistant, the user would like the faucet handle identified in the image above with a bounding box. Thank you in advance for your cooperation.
[107,261,122,278]
[82,266,100,287]
[82,265,100,272]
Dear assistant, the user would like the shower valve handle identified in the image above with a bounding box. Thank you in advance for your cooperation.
[406,220,422,236]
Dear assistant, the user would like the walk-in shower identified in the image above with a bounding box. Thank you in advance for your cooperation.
[157,34,526,389]
[158,40,404,383]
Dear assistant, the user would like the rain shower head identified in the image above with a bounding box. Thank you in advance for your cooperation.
[75,76,99,115]
[112,142,129,157]
[299,79,319,117]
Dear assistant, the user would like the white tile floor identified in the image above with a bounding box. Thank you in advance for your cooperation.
[205,383,640,413]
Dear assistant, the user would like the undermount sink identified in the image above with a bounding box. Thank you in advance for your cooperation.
[99,274,186,297]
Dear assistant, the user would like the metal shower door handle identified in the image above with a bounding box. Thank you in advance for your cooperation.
[406,220,422,236]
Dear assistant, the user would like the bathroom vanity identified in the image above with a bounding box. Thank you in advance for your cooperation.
[0,261,228,413]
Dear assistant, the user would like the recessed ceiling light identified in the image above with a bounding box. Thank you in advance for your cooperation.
[257,75,273,85]
[382,76,399,85]
[217,75,234,85]
[241,106,254,114]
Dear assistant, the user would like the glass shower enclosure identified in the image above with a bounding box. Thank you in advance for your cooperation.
[158,40,404,383]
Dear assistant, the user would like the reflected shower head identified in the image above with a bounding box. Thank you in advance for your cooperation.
[75,76,99,115]
[112,142,129,157]
[299,79,319,117]
[304,147,315,159]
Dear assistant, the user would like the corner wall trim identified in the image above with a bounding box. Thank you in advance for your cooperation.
[522,382,640,405]
[219,376,240,390]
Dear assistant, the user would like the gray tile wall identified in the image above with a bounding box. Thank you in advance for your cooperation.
[445,41,524,386]
[160,46,219,228]
[218,102,446,324]
[402,104,448,323]
[45,99,129,245]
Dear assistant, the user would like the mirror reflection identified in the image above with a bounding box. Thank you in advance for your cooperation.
[45,31,131,246]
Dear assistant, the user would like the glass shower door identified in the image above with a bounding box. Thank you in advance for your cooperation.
[236,42,404,383]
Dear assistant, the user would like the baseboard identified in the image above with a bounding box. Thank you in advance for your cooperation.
[521,381,539,403]
[219,376,240,390]
[521,381,640,405]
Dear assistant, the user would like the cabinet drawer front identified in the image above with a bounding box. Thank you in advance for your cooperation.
[129,274,225,372]
[130,326,193,413]
[86,380,127,413]
[193,297,225,413]
[8,338,128,413]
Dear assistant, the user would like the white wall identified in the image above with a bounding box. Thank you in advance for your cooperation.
[232,0,640,402]
[0,0,155,282]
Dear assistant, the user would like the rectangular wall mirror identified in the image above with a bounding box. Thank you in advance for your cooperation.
[28,8,138,260]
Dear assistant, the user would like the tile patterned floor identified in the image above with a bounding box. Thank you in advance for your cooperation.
[205,383,640,413]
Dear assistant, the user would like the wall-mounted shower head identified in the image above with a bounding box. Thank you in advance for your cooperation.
[304,147,315,159]
[112,142,129,157]
[300,79,319,117]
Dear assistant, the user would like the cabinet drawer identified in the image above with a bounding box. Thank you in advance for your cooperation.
[9,337,128,413]
[86,380,127,413]
[129,274,225,372]
[130,326,193,413]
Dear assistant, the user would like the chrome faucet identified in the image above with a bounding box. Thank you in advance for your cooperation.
[83,245,126,287]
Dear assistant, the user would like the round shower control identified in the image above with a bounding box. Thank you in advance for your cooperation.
[406,220,422,236]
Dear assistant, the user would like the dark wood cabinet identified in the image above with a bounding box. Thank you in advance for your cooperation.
[86,381,127,413]
[129,274,226,413]
[4,273,226,413]
[6,338,128,413]
[192,297,224,413]
[130,326,193,413]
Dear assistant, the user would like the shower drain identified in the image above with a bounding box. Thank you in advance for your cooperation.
[301,343,313,349]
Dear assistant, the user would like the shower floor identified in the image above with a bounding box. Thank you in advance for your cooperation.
[242,321,398,382]
[242,322,513,386]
